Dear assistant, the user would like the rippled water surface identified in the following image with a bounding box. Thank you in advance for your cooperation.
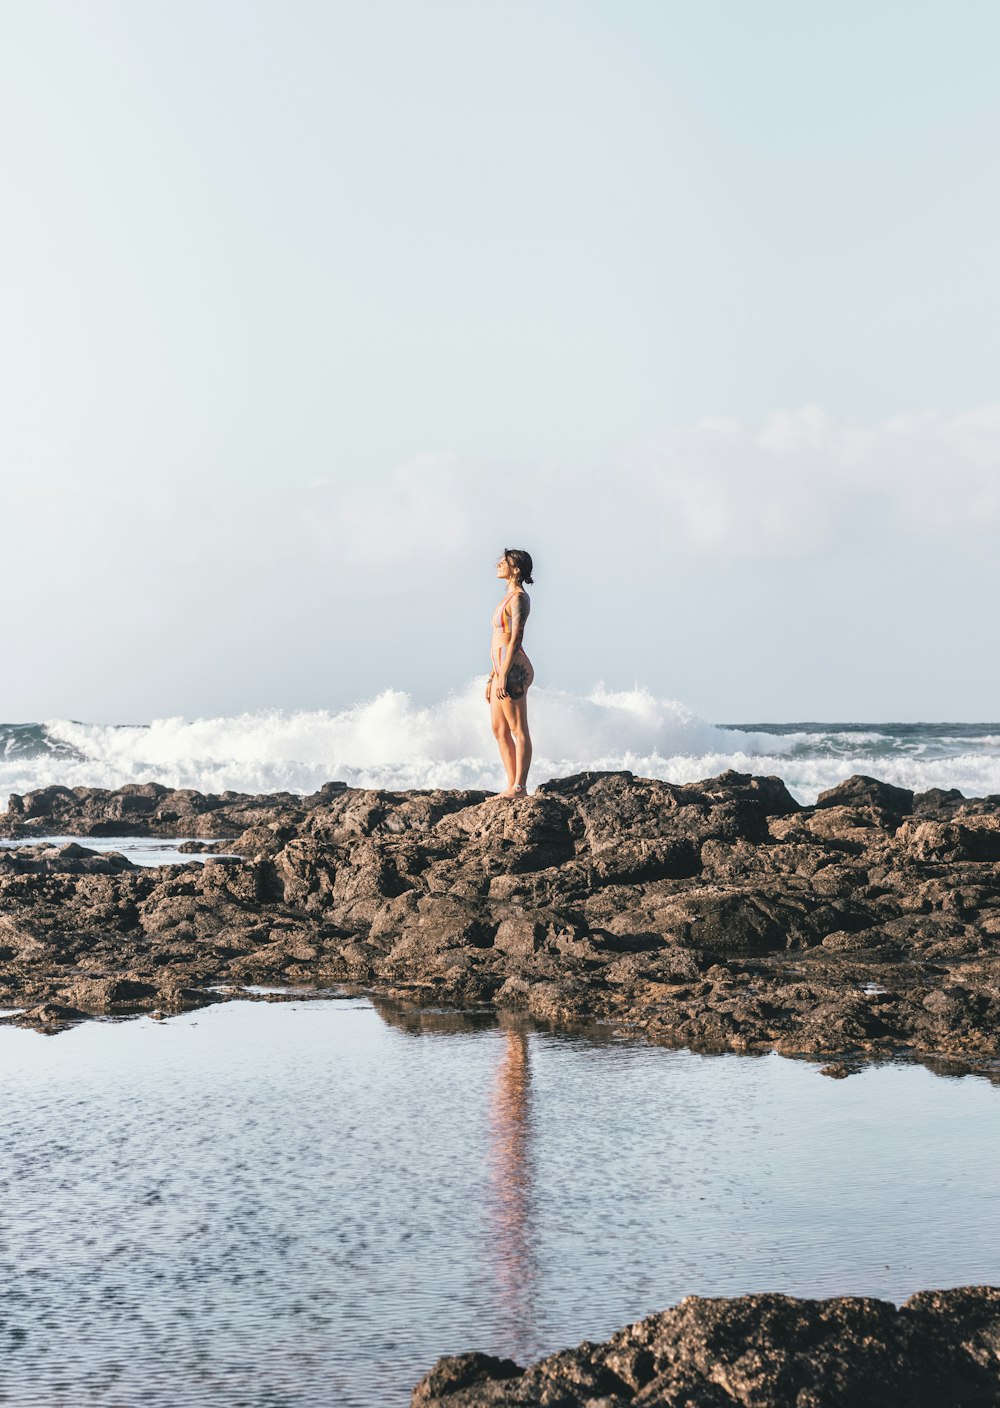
[1,999,998,1406]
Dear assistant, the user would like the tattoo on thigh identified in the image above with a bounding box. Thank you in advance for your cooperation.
[505,662,529,699]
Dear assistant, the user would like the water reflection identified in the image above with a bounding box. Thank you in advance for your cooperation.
[488,1023,537,1361]
[368,996,495,1037]
[2,999,999,1408]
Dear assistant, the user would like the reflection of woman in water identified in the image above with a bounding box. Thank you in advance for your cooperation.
[488,1027,535,1358]
[485,549,534,798]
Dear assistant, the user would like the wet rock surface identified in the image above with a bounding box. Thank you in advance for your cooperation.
[411,1286,1000,1407]
[0,769,999,1073]
[0,779,348,839]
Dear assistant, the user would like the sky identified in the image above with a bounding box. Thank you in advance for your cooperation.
[2,0,999,723]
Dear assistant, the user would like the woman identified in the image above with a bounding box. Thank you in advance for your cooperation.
[486,548,535,798]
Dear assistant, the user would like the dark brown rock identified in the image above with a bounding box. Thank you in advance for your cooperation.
[912,787,968,819]
[11,1001,89,1031]
[0,771,999,1073]
[411,1286,1000,1406]
[816,775,914,815]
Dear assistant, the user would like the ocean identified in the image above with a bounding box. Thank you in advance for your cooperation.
[1,683,998,806]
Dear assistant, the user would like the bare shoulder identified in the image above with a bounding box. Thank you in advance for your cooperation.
[511,590,530,620]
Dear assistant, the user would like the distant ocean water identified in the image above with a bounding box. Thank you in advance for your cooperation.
[1,683,998,806]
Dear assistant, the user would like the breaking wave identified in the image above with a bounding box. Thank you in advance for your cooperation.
[2,683,1000,806]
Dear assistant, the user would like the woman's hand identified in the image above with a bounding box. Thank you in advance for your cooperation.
[496,672,509,699]
[485,672,494,702]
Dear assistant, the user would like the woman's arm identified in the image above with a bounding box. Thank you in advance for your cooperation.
[496,595,529,698]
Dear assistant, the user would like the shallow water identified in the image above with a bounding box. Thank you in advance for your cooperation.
[1,999,998,1407]
[0,835,235,866]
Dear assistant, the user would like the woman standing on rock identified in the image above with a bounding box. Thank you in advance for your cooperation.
[486,549,534,798]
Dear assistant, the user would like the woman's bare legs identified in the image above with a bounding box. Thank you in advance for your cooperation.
[500,694,532,793]
[490,684,517,790]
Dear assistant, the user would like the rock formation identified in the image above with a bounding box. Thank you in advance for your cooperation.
[0,770,999,1074]
[411,1286,1000,1406]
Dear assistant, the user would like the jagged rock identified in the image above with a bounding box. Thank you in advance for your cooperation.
[11,1001,89,1030]
[0,781,314,839]
[912,787,968,819]
[413,1355,521,1405]
[0,842,134,876]
[897,818,1000,863]
[0,771,998,1071]
[64,976,158,1011]
[411,1286,1000,1406]
[816,775,914,815]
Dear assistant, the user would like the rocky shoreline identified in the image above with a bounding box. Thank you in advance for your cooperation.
[411,1286,1000,1406]
[4,771,1000,1404]
[0,769,999,1077]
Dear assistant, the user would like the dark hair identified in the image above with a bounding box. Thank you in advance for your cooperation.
[504,548,534,585]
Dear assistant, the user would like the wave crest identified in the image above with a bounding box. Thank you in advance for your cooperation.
[0,684,997,806]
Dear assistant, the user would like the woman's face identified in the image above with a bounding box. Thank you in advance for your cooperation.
[496,554,510,580]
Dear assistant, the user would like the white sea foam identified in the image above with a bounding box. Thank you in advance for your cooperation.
[0,683,998,806]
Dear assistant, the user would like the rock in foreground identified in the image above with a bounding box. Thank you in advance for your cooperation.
[412,1286,1000,1406]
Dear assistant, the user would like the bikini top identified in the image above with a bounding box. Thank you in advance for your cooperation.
[492,590,529,632]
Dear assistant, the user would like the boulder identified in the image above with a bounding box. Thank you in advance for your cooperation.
[816,776,914,815]
[411,1286,1000,1407]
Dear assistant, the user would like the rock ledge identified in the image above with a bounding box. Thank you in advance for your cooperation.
[412,1286,1000,1406]
[1,770,999,1072]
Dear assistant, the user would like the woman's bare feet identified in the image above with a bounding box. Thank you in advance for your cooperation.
[496,783,527,799]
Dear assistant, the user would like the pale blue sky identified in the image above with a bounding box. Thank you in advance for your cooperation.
[2,0,998,721]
